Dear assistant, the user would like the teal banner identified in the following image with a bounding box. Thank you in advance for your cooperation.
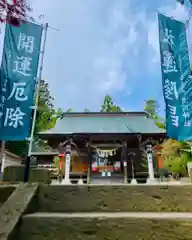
[158,13,192,140]
[0,22,43,140]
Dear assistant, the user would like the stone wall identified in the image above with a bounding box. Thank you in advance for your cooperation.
[0,184,38,240]
[0,186,15,208]
[38,185,192,212]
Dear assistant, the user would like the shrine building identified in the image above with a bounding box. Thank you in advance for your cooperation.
[32,112,165,184]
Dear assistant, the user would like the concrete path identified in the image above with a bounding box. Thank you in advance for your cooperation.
[23,212,192,219]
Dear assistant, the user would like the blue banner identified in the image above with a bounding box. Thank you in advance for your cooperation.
[158,13,192,141]
[0,22,43,140]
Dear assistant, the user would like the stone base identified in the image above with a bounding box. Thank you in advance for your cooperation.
[130,178,137,184]
[61,179,71,185]
[78,179,84,185]
[146,178,158,184]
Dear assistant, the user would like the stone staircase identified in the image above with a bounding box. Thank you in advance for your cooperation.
[14,185,192,240]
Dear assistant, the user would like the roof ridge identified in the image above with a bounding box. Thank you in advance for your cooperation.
[61,112,148,118]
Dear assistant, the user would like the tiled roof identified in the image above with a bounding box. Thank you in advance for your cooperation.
[39,112,165,135]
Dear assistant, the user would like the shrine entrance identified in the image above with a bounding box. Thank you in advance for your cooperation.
[91,144,124,184]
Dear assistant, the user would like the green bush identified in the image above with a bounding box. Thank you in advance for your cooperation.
[2,166,51,184]
[162,153,188,175]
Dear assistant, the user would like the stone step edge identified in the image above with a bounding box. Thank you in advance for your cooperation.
[23,212,192,219]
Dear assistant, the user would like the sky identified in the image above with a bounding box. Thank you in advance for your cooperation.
[0,0,191,113]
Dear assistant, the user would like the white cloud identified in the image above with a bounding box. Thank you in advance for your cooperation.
[28,0,144,111]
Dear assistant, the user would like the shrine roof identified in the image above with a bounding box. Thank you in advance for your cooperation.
[38,112,165,136]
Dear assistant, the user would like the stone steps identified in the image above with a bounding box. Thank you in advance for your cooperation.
[10,185,192,239]
[37,185,192,212]
[15,212,192,240]
[22,212,192,219]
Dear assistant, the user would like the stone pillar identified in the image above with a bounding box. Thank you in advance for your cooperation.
[63,143,71,184]
[58,139,76,185]
[140,137,157,184]
[146,143,156,184]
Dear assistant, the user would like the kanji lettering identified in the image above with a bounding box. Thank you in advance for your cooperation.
[162,28,174,47]
[17,33,35,54]
[4,107,25,128]
[13,56,32,77]
[1,96,5,103]
[8,82,28,101]
[183,110,191,126]
[162,51,178,73]
[168,104,179,127]
[2,77,8,92]
[164,79,178,100]
[181,96,187,105]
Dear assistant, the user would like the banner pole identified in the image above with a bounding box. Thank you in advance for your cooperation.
[24,22,48,182]
[0,140,5,178]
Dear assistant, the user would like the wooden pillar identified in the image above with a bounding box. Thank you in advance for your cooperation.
[122,142,128,184]
[86,142,92,184]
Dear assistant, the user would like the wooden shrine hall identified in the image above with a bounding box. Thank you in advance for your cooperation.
[32,112,165,184]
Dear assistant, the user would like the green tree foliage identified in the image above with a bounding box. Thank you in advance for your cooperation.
[144,99,165,129]
[144,99,192,174]
[100,95,122,112]
[176,0,184,4]
[144,99,158,118]
[176,0,192,6]
[162,153,189,175]
[160,139,191,175]
[6,79,62,157]
[35,80,63,133]
[65,95,122,113]
[66,108,73,112]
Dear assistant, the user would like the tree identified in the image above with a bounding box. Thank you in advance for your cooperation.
[144,99,165,129]
[84,108,90,112]
[66,108,72,112]
[177,0,192,5]
[35,80,63,133]
[0,0,32,26]
[159,139,191,176]
[162,154,188,176]
[6,79,62,157]
[100,95,122,112]
[177,0,184,4]
[144,99,158,119]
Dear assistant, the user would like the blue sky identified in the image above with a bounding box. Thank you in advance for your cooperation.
[0,0,191,113]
